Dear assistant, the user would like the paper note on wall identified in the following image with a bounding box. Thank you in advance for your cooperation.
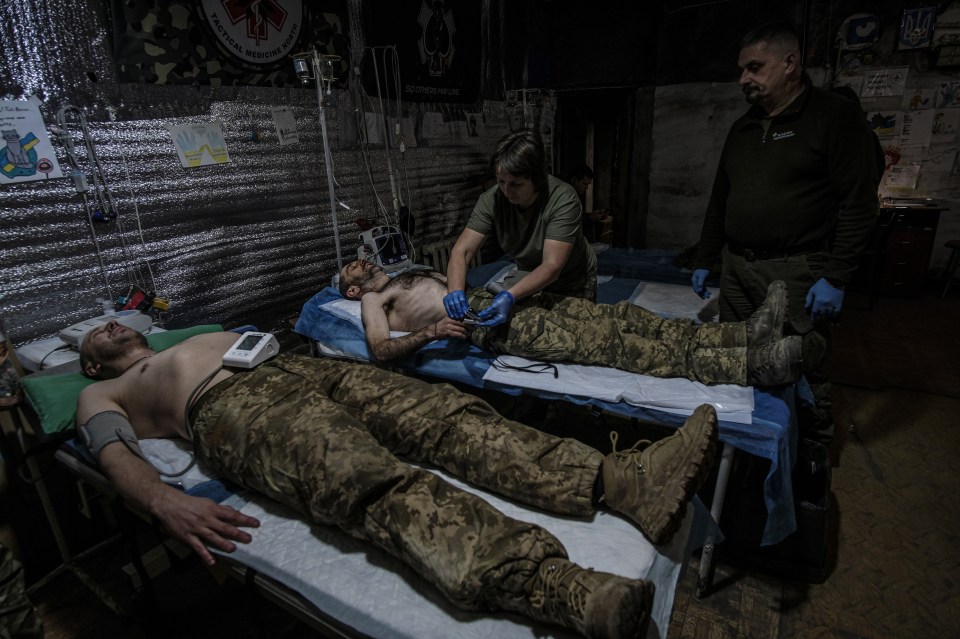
[271,107,299,146]
[167,122,232,168]
[0,96,63,183]
[862,67,909,97]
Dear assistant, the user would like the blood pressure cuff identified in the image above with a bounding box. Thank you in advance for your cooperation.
[77,411,142,462]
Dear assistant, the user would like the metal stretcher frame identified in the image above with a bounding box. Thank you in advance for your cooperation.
[49,443,368,639]
[294,249,801,597]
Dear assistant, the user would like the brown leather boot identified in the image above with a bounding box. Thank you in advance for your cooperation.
[601,404,718,545]
[526,557,654,638]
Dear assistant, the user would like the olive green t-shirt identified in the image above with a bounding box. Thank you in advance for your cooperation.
[467,175,597,298]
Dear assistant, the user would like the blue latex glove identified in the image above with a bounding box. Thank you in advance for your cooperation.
[691,269,712,299]
[805,277,844,321]
[477,290,515,327]
[443,290,469,319]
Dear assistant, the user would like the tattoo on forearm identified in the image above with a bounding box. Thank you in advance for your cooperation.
[370,325,436,362]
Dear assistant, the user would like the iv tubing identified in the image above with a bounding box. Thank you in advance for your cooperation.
[314,52,344,272]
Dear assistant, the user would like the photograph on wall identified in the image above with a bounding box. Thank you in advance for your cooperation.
[0,97,63,183]
[167,122,232,168]
[898,6,937,50]
[112,0,349,87]
[465,112,483,137]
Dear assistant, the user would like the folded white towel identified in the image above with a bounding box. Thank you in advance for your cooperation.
[485,355,754,424]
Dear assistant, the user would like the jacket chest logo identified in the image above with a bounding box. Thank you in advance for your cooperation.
[771,130,796,141]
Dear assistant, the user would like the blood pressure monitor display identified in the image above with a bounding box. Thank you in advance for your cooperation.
[236,334,264,351]
[223,332,280,369]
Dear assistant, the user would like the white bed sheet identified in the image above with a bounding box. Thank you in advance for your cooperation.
[319,297,755,424]
[140,439,701,639]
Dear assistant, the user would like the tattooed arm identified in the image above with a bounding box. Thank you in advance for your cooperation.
[360,292,468,362]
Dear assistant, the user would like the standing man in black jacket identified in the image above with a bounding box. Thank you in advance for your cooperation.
[692,20,880,443]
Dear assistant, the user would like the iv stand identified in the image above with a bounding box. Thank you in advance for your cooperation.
[296,50,344,272]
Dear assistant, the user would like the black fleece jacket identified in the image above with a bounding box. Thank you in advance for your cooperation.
[695,83,880,285]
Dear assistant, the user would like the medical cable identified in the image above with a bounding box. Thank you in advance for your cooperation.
[57,107,141,288]
[55,106,159,309]
[55,107,115,302]
[490,359,559,379]
[129,363,225,480]
[120,148,157,291]
[183,364,226,444]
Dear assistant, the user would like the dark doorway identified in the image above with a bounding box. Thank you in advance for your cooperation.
[555,88,654,248]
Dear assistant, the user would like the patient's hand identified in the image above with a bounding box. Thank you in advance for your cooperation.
[152,489,261,567]
[435,316,470,340]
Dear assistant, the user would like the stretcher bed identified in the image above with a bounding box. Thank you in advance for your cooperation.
[295,248,802,597]
[294,249,801,552]
[13,324,712,639]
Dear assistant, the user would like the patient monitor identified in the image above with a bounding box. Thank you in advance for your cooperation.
[223,332,280,369]
[358,225,411,272]
[58,309,153,349]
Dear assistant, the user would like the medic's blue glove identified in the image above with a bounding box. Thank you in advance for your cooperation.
[805,277,844,321]
[443,290,469,320]
[691,269,712,299]
[477,290,515,327]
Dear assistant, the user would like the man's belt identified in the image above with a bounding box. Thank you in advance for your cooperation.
[727,242,824,262]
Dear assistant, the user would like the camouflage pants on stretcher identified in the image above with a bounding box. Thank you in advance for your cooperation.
[468,290,750,385]
[189,354,604,614]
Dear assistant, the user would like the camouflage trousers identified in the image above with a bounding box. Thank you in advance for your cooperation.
[719,248,835,441]
[190,354,604,613]
[468,290,749,385]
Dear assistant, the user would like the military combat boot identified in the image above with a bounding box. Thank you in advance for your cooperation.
[746,280,788,347]
[601,404,718,545]
[746,335,802,386]
[526,557,654,639]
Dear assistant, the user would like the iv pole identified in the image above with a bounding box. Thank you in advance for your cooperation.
[294,50,344,272]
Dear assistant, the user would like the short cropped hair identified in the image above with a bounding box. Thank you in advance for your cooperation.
[740,20,800,53]
[491,130,548,192]
[335,270,351,297]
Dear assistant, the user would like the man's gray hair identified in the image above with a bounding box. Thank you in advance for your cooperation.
[740,20,800,53]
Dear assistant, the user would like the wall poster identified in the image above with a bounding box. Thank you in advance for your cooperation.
[0,97,63,184]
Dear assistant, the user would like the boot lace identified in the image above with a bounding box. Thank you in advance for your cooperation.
[609,431,651,474]
[534,561,591,623]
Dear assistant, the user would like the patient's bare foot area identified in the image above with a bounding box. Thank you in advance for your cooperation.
[526,557,654,639]
[600,404,718,545]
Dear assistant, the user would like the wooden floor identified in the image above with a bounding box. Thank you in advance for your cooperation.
[11,287,960,638]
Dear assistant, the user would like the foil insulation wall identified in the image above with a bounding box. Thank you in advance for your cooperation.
[0,0,520,351]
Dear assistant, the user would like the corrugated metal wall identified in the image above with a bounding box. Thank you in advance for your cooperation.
[0,1,522,349]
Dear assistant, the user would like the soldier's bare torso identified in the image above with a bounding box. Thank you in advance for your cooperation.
[373,269,451,331]
[78,332,240,441]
